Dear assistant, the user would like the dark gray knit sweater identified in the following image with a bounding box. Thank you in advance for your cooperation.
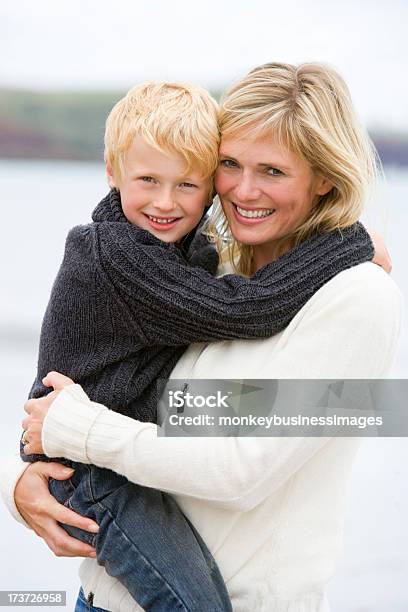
[29,189,373,423]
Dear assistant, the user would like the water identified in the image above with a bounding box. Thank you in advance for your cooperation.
[0,160,407,610]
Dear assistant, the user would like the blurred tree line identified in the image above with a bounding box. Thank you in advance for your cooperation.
[0,88,407,165]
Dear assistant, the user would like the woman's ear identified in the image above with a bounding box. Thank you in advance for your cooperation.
[315,177,334,197]
[106,162,117,189]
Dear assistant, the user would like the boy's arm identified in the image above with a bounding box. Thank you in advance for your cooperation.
[94,220,374,345]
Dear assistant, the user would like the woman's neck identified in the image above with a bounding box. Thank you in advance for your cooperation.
[251,239,292,273]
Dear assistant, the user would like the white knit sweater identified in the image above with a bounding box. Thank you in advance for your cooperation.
[1,263,403,612]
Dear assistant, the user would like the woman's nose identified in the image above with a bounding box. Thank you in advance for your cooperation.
[234,173,261,202]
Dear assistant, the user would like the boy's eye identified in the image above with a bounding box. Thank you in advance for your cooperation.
[220,159,238,169]
[180,182,197,189]
[139,176,156,183]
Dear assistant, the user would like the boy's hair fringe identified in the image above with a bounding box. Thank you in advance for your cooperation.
[104,82,220,182]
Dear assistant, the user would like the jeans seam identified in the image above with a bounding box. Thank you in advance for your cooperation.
[84,465,96,503]
[64,497,97,547]
[51,475,75,497]
[95,499,189,611]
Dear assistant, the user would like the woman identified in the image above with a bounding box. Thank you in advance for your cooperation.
[2,63,402,611]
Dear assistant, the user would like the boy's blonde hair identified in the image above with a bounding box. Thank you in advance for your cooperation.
[104,82,220,182]
[205,62,380,275]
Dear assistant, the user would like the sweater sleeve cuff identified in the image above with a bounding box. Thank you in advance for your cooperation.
[42,384,108,463]
[0,454,31,528]
[82,409,156,476]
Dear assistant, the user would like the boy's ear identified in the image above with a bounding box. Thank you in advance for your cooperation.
[106,162,117,188]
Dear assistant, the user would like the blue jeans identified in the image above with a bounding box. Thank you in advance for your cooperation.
[49,463,232,612]
[75,588,108,611]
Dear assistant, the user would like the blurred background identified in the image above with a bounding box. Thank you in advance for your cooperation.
[0,1,407,610]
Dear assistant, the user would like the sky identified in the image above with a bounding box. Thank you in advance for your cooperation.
[0,0,407,131]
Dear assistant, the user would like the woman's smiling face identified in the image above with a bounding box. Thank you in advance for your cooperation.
[215,133,332,260]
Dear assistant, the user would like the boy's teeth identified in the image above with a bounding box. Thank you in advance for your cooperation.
[235,205,274,219]
[148,215,177,224]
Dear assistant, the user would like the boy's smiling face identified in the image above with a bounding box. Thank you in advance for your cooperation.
[107,135,212,243]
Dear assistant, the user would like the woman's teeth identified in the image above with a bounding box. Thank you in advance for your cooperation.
[235,205,274,219]
[148,215,178,224]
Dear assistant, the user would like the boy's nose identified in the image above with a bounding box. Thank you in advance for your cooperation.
[154,192,177,212]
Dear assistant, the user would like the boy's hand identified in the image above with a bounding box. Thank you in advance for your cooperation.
[21,371,75,455]
[43,371,75,391]
[368,229,392,273]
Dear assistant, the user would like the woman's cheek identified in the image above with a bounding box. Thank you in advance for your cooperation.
[214,169,231,197]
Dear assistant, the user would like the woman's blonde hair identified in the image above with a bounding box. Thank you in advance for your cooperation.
[105,81,220,182]
[205,62,380,275]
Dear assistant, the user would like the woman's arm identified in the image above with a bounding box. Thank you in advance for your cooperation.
[0,459,98,558]
[0,455,32,526]
[34,264,402,512]
[26,385,329,513]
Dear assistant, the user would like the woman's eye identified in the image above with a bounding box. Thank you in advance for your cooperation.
[266,167,283,176]
[220,159,238,169]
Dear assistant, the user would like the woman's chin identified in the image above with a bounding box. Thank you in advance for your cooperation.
[229,222,279,246]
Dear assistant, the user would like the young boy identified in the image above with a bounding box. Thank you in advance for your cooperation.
[21,82,374,611]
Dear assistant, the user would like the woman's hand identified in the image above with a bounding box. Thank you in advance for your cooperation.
[22,372,75,455]
[15,462,98,558]
[22,391,58,455]
[369,229,392,273]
